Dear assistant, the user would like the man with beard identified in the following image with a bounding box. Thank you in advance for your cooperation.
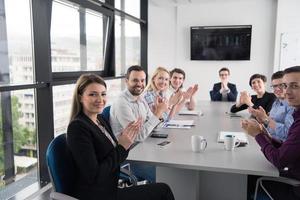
[110,65,168,141]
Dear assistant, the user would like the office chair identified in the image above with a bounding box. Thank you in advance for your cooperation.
[209,90,214,101]
[46,134,78,200]
[100,105,155,183]
[46,134,138,200]
[101,105,111,121]
[254,176,300,200]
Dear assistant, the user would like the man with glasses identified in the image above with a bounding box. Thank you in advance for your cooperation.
[241,66,300,199]
[249,71,294,141]
[210,67,238,101]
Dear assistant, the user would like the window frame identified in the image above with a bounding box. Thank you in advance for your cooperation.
[0,0,148,194]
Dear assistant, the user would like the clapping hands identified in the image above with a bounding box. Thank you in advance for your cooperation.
[241,119,263,137]
[239,91,252,106]
[248,106,267,123]
[183,84,198,100]
[118,117,142,150]
[152,96,169,119]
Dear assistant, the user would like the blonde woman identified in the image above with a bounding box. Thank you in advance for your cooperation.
[144,67,182,121]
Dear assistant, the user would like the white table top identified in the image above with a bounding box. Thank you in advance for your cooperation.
[127,101,279,177]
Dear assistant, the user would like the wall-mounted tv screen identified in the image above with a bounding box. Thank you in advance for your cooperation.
[191,25,252,60]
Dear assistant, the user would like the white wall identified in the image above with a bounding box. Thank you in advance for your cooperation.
[148,0,277,100]
[273,0,300,70]
[148,3,177,72]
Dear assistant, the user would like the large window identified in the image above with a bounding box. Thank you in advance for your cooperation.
[115,16,141,76]
[0,0,147,198]
[0,0,33,86]
[0,90,37,198]
[115,0,140,18]
[51,0,108,72]
[0,0,38,197]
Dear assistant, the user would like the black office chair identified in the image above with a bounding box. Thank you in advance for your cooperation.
[209,90,215,101]
[254,176,300,200]
[46,133,138,200]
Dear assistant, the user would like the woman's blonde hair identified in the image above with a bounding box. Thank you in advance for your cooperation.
[145,67,170,91]
[70,73,106,121]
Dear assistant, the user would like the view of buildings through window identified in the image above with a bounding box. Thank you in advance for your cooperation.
[0,0,142,197]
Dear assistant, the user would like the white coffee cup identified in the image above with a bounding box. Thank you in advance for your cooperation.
[191,135,207,152]
[224,135,240,151]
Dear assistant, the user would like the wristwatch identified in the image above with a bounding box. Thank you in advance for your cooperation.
[263,118,270,128]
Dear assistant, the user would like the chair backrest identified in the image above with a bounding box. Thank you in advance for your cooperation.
[46,134,76,197]
[209,90,214,101]
[101,105,111,121]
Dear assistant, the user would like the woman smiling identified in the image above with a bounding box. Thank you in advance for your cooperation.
[230,74,276,113]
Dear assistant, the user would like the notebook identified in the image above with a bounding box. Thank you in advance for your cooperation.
[178,110,202,116]
[218,131,249,144]
[162,120,194,129]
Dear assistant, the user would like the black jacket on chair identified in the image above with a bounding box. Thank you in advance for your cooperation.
[67,111,128,200]
[210,82,238,102]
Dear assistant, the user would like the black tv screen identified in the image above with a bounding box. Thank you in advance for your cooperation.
[191,25,252,60]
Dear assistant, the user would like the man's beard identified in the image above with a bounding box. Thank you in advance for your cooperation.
[129,86,144,96]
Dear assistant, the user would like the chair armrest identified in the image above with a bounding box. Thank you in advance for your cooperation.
[258,176,300,187]
[120,167,138,186]
[254,176,300,200]
[50,192,78,200]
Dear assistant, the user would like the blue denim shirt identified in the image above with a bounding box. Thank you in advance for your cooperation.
[268,99,294,141]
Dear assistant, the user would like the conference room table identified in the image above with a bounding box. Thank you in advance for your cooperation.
[127,101,279,200]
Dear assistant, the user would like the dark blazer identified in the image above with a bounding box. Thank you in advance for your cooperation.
[67,111,128,200]
[210,82,238,102]
[230,92,276,113]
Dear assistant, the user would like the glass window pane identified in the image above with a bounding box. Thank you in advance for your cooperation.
[53,79,123,136]
[106,79,124,105]
[0,0,34,86]
[115,0,140,18]
[115,16,141,76]
[0,89,37,197]
[51,1,80,72]
[86,10,105,71]
[51,1,108,72]
[53,84,75,136]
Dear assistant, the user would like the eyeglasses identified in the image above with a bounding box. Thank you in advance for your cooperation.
[270,83,285,90]
[280,83,300,90]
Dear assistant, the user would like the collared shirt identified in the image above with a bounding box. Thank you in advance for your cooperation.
[220,88,230,101]
[255,108,300,182]
[110,89,161,142]
[267,99,294,141]
[144,90,169,121]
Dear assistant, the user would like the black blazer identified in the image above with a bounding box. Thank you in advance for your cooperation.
[230,92,276,113]
[210,82,238,102]
[67,111,128,200]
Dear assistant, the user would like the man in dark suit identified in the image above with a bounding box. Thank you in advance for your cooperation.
[210,67,238,102]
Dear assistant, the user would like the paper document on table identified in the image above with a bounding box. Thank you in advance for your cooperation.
[178,110,202,116]
[162,120,194,129]
[218,131,249,144]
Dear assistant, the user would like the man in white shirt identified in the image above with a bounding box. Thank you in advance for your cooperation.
[110,65,168,141]
[169,68,198,111]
